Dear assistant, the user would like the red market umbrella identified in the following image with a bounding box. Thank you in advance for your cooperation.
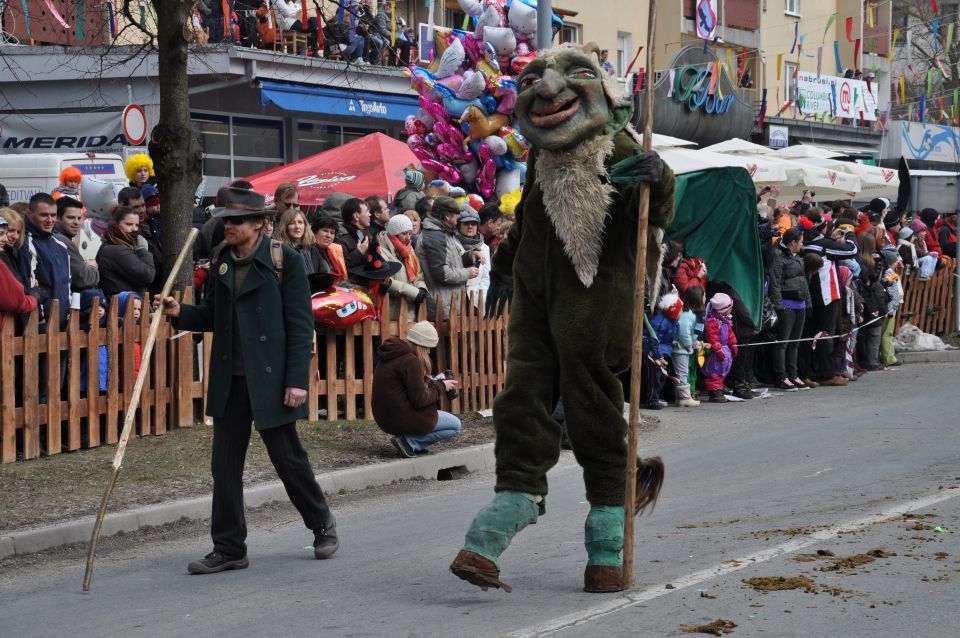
[245,133,417,206]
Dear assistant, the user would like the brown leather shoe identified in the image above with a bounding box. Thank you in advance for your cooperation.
[450,549,512,592]
[820,376,848,387]
[802,378,819,388]
[584,565,625,593]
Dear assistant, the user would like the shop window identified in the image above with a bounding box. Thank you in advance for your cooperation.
[232,117,283,160]
[297,122,342,159]
[192,114,230,157]
[343,125,386,146]
[784,0,800,16]
[202,157,231,178]
[234,159,284,180]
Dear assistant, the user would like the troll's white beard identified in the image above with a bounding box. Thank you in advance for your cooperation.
[535,134,616,287]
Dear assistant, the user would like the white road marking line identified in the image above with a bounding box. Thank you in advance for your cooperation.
[506,486,959,638]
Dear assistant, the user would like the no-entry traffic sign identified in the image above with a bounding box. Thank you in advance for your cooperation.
[122,104,147,146]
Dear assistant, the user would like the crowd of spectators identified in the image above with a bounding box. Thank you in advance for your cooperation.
[641,187,956,410]
[193,0,417,66]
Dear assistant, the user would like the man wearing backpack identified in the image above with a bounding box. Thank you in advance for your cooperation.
[157,187,338,574]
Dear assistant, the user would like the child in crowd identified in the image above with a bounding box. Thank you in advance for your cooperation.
[702,292,738,403]
[51,167,83,202]
[645,290,683,410]
[879,251,902,367]
[674,286,705,407]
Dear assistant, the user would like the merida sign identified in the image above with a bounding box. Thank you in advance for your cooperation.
[0,111,129,154]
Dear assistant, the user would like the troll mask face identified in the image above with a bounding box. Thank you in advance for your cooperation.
[514,45,632,151]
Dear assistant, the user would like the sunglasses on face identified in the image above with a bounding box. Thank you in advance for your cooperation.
[223,217,250,226]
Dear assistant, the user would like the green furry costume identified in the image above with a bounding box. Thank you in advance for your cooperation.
[450,43,674,594]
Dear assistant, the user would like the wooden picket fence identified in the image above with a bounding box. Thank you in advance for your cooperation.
[895,257,957,336]
[0,289,509,463]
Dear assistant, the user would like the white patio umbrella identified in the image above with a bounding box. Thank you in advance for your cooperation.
[701,139,777,155]
[651,133,698,149]
[659,147,787,182]
[781,156,898,199]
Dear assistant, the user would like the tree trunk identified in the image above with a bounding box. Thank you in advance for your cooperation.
[149,0,202,290]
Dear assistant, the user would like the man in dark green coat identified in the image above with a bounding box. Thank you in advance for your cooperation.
[159,187,338,574]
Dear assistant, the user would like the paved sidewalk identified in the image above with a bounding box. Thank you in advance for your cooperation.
[0,444,494,559]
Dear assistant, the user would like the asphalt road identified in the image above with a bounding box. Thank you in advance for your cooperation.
[1,363,958,638]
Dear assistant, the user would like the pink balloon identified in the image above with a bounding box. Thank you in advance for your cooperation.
[407,135,438,162]
[422,159,463,184]
[476,145,497,198]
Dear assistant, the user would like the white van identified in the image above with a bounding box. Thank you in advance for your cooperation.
[0,153,128,203]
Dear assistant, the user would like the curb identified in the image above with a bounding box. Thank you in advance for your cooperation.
[0,443,495,559]
[897,349,960,364]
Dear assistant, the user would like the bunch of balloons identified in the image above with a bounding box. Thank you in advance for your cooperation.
[403,0,561,200]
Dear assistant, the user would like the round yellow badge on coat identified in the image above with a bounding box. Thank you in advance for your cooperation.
[219,263,228,276]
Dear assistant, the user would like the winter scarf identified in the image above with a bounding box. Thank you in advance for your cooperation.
[388,233,420,282]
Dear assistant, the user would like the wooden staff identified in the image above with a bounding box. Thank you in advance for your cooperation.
[83,228,200,592]
[623,0,658,590]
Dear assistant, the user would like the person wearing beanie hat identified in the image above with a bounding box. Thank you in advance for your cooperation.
[378,211,428,320]
[868,197,889,215]
[416,196,482,319]
[457,208,490,308]
[701,292,737,402]
[395,169,426,211]
[372,321,461,458]
[882,210,903,246]
[644,290,684,410]
[52,166,84,201]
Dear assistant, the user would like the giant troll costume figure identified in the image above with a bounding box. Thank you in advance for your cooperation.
[449,43,675,594]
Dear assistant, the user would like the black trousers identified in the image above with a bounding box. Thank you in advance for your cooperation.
[810,301,839,381]
[727,332,755,388]
[212,376,332,558]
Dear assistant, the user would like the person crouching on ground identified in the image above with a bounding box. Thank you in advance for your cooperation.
[157,186,338,574]
[372,321,461,458]
[702,292,738,403]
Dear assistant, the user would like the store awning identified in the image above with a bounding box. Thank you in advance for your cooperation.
[259,80,419,122]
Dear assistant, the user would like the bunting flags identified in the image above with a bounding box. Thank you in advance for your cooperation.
[933,16,940,52]
[817,46,822,78]
[757,88,768,128]
[853,38,860,68]
[888,29,899,63]
[899,76,906,104]
[931,0,938,13]
[845,16,853,42]
[833,40,842,73]
[947,24,954,52]
[920,95,926,125]
[777,52,783,81]
[726,47,734,78]
[866,3,874,28]
[928,68,935,97]
[790,20,798,54]
[823,12,837,43]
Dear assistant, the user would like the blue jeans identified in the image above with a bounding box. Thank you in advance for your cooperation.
[344,36,366,60]
[403,410,461,451]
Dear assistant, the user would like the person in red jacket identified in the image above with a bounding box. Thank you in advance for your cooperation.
[0,216,39,328]
[673,256,707,295]
[919,209,943,257]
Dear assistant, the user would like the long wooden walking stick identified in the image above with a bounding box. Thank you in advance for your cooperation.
[83,227,199,591]
[623,0,659,590]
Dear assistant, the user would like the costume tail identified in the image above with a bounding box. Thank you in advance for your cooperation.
[635,456,665,516]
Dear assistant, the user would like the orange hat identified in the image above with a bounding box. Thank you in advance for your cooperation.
[60,166,83,184]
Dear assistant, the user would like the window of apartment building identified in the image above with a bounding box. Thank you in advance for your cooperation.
[616,32,632,77]
[191,112,284,180]
[784,0,800,15]
[784,62,798,103]
[560,22,580,44]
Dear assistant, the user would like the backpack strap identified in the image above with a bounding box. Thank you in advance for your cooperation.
[270,239,284,285]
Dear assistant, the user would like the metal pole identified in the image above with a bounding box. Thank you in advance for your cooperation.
[536,0,552,50]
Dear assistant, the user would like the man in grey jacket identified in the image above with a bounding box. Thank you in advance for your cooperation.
[54,197,100,293]
[415,196,480,319]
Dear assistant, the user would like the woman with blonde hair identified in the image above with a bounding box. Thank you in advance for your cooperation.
[0,207,30,284]
[277,208,322,274]
[371,321,461,457]
[378,213,427,319]
[125,153,155,189]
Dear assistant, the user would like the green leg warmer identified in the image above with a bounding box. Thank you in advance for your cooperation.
[463,491,540,568]
[584,505,625,567]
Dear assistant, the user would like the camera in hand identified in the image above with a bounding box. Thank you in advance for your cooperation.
[434,369,459,400]
[473,258,482,268]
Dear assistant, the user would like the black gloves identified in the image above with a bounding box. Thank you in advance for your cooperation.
[414,288,428,305]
